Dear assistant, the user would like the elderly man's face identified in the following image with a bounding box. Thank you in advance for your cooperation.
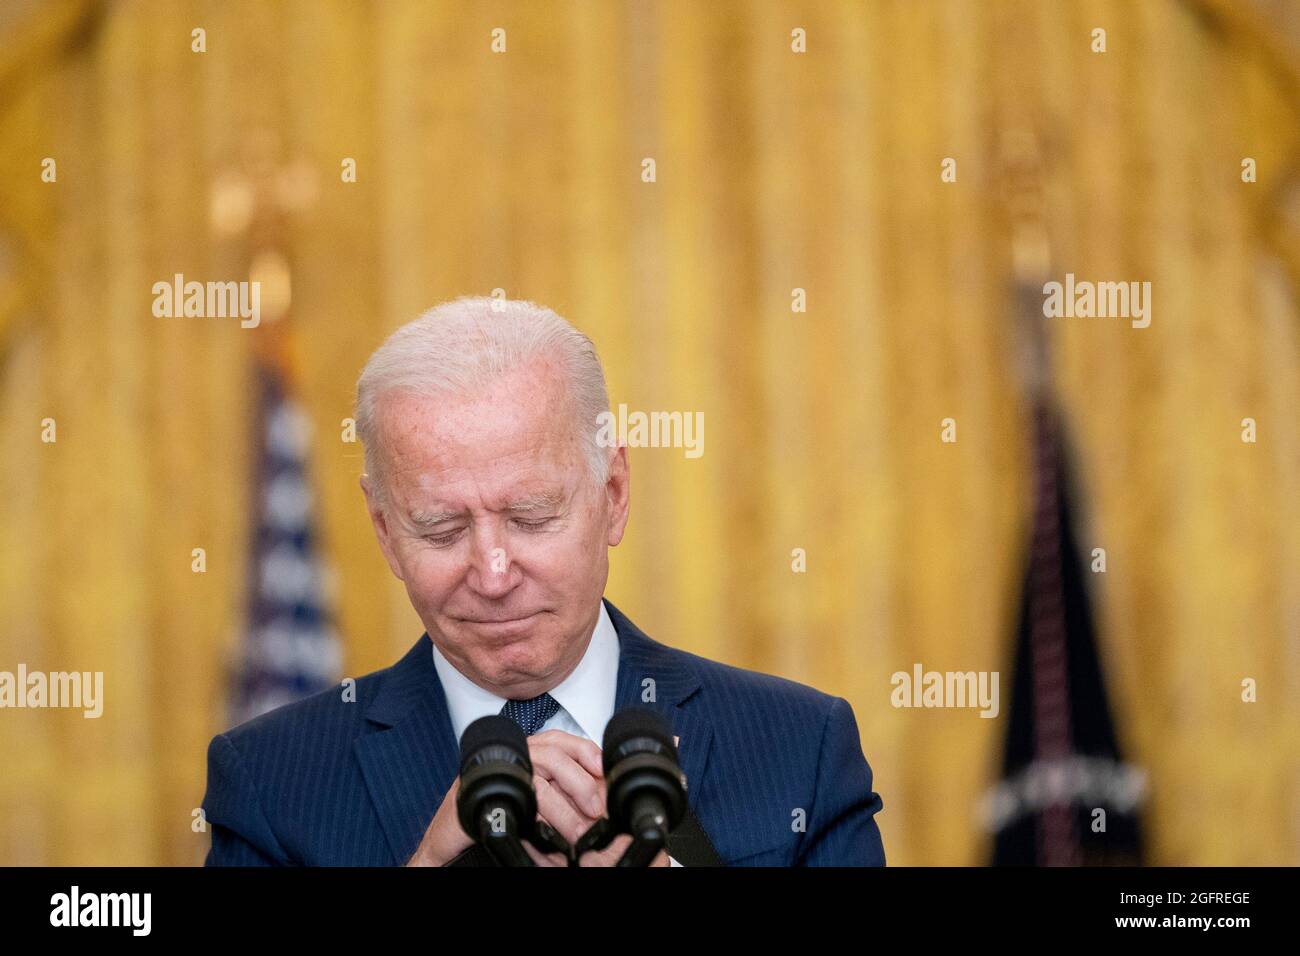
[361,356,629,699]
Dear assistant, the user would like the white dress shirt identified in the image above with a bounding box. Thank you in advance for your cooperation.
[431,600,681,865]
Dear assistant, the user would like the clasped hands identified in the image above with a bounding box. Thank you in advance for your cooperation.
[407,729,670,867]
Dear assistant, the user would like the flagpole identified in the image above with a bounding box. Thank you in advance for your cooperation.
[999,126,1081,867]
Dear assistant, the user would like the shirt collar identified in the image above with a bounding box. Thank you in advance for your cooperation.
[430,600,620,744]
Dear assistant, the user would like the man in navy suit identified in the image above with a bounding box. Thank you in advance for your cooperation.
[203,296,885,866]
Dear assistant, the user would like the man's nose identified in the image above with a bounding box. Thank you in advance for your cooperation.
[465,524,518,598]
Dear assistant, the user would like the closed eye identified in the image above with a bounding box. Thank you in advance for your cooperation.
[512,517,554,531]
[423,528,465,547]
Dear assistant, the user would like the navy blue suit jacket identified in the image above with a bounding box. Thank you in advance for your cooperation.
[203,599,886,866]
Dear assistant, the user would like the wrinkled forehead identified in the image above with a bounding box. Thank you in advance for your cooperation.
[373,372,586,502]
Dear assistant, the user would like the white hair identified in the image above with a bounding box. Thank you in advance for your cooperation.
[354,296,611,502]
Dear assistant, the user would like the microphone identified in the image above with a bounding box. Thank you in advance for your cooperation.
[600,707,688,866]
[456,715,571,866]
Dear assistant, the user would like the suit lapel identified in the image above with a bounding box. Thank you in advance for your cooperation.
[608,600,714,803]
[607,600,721,865]
[354,634,460,865]
[354,601,719,866]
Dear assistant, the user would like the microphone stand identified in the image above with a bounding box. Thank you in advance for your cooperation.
[475,812,535,867]
[474,815,574,866]
[618,794,670,866]
[574,815,665,867]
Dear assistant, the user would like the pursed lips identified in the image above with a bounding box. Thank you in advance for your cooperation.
[456,612,544,645]
[460,611,540,625]
[454,610,548,639]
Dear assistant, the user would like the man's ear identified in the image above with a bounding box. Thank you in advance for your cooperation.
[360,474,405,582]
[605,445,630,547]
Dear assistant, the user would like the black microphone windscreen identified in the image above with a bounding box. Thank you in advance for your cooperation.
[460,714,529,774]
[602,707,677,773]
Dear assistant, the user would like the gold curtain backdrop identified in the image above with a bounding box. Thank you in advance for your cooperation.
[0,0,1297,865]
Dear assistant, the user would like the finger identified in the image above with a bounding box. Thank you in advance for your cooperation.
[531,746,606,819]
[580,832,632,867]
[579,842,622,867]
[531,757,593,824]
[522,840,565,867]
[535,777,595,847]
[530,730,605,779]
[530,731,605,791]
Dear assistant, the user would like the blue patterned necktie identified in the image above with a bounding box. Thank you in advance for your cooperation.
[500,692,561,736]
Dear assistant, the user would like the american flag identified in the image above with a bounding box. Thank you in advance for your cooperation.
[230,360,343,726]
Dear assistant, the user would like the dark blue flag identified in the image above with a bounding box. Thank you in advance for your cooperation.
[985,401,1148,865]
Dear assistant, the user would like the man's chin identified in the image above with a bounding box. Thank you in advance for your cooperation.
[457,629,548,681]
[476,648,554,696]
